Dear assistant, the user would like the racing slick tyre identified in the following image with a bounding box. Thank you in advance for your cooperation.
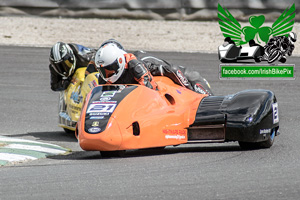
[100,150,126,158]
[238,129,276,150]
[258,128,276,148]
[238,141,260,150]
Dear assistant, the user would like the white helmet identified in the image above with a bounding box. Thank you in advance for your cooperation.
[95,44,126,83]
[99,39,124,50]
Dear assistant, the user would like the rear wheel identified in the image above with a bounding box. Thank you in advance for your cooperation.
[100,150,126,158]
[259,129,276,148]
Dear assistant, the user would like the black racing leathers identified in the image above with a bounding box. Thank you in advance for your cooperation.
[133,50,213,95]
[49,43,96,91]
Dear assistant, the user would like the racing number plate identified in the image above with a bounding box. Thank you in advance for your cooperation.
[87,103,117,113]
[272,102,279,124]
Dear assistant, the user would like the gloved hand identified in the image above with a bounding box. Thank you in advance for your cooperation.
[62,79,70,90]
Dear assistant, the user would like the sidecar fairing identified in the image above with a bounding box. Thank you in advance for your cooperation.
[76,76,279,153]
[189,89,279,148]
[76,77,205,151]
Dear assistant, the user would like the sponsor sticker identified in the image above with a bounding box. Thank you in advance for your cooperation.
[163,129,186,135]
[163,129,186,140]
[88,80,98,90]
[87,103,117,113]
[165,135,186,140]
[88,127,101,133]
[89,112,110,116]
[100,97,111,101]
[272,102,279,124]
[176,70,189,86]
[260,129,271,134]
[92,121,100,127]
[90,116,105,119]
[70,92,83,104]
[101,91,116,97]
[194,83,207,95]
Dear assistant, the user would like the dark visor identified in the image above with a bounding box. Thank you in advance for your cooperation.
[104,59,119,73]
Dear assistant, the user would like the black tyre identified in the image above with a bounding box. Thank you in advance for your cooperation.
[142,146,166,151]
[100,150,126,158]
[259,129,276,148]
[239,129,276,150]
[238,141,260,150]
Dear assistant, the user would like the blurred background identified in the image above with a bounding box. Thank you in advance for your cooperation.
[0,0,299,21]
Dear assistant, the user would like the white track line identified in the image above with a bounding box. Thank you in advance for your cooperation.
[0,153,37,162]
[4,144,67,155]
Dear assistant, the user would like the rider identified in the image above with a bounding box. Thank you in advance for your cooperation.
[92,40,158,90]
[87,39,212,95]
[49,42,96,91]
[133,50,212,95]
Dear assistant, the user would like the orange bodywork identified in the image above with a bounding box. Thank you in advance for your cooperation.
[76,76,207,151]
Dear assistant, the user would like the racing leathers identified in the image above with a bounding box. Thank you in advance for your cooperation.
[49,43,96,91]
[133,50,213,95]
[87,53,158,90]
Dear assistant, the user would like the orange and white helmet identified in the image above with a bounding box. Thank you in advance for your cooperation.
[95,43,126,83]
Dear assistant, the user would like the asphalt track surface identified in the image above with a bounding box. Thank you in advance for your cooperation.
[0,45,300,200]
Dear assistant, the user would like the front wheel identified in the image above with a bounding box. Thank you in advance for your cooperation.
[239,129,276,150]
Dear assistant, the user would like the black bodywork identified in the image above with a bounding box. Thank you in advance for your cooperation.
[190,89,279,143]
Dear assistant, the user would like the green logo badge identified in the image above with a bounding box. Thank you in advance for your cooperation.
[218,3,296,45]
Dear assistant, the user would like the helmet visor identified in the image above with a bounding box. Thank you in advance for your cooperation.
[97,59,119,76]
[51,54,75,77]
[104,59,119,73]
[98,59,123,83]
